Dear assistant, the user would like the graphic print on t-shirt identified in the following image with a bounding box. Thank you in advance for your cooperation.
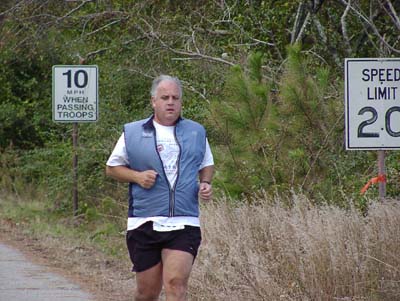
[154,122,179,187]
[157,136,179,186]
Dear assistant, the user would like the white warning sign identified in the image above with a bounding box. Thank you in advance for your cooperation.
[52,65,98,122]
[345,58,400,150]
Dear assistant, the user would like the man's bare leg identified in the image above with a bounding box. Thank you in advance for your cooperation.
[162,249,194,301]
[135,262,163,301]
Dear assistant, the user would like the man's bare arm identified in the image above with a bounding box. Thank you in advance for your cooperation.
[198,165,214,201]
[106,165,158,189]
[199,165,214,184]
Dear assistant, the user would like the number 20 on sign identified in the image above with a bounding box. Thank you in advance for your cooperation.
[345,58,400,150]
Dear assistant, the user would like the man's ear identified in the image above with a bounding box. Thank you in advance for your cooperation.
[151,97,155,108]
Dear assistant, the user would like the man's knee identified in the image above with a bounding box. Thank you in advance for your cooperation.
[135,278,162,301]
[164,276,188,297]
[134,287,160,301]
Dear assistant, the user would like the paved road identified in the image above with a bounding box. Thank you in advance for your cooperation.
[0,243,94,301]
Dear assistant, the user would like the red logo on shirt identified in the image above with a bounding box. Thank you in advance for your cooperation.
[157,144,164,152]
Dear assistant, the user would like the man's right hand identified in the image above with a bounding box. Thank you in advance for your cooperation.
[137,170,158,189]
[105,166,158,188]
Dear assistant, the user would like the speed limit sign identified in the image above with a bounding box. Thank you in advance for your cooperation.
[345,58,400,150]
[52,65,98,122]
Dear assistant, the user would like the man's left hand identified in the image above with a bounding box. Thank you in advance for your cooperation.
[199,182,213,201]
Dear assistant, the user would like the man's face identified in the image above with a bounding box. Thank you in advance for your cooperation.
[152,80,182,126]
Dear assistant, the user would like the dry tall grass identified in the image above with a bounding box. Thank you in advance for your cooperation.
[2,189,400,300]
[190,195,400,300]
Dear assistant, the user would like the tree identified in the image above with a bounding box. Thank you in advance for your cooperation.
[211,52,278,195]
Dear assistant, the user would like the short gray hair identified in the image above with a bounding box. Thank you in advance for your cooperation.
[150,75,183,98]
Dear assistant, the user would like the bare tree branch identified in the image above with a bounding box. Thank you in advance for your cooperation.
[181,80,211,104]
[312,16,327,44]
[0,0,25,17]
[137,18,235,67]
[57,0,94,23]
[291,1,309,44]
[295,12,311,44]
[338,0,400,54]
[341,0,352,56]
[379,0,400,31]
[85,18,123,36]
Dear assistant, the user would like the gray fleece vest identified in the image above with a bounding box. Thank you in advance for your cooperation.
[124,116,206,217]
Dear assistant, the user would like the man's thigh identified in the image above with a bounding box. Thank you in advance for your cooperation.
[135,262,163,299]
[162,249,194,285]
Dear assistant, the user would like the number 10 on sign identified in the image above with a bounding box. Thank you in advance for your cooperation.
[52,65,98,122]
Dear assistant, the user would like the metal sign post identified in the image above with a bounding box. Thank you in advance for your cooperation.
[52,64,98,215]
[72,122,79,215]
[345,58,400,198]
[378,150,386,199]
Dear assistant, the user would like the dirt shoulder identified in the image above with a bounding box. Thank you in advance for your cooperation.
[0,218,135,301]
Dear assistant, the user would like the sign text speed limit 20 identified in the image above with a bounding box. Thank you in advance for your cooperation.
[52,65,98,122]
[345,58,400,150]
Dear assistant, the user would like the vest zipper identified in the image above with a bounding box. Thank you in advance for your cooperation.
[153,125,181,217]
[153,130,171,215]
[169,188,175,217]
[170,126,181,217]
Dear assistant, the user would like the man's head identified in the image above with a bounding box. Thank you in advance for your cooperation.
[151,75,182,99]
[151,75,183,126]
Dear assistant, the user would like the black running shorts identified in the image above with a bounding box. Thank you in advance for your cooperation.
[126,221,202,272]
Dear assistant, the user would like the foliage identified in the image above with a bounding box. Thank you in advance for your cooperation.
[211,52,278,195]
[0,0,400,212]
[0,50,55,149]
[275,44,341,192]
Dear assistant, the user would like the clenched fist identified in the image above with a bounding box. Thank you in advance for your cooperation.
[137,170,158,189]
[199,182,213,202]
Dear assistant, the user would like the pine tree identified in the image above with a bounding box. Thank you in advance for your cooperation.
[213,46,341,198]
[276,43,339,194]
[211,52,278,196]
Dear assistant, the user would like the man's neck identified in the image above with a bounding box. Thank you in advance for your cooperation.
[153,119,175,128]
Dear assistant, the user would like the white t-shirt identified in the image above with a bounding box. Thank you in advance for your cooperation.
[153,122,180,187]
[106,120,214,231]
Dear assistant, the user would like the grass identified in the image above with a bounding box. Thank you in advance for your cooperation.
[1,190,400,300]
[191,194,400,300]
